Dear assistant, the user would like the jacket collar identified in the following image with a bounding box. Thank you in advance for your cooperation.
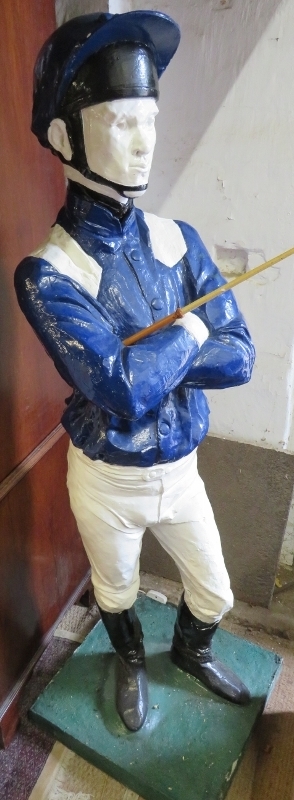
[58,181,136,239]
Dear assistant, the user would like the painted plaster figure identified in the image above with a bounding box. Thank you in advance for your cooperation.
[15,12,255,732]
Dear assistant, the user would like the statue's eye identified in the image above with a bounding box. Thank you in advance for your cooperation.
[116,119,127,130]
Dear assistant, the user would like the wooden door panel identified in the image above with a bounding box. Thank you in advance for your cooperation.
[0,433,88,707]
[0,0,90,746]
[0,0,67,482]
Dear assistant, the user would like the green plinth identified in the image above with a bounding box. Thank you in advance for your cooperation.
[30,595,281,800]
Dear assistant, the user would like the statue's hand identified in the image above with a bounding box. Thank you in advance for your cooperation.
[174,312,209,348]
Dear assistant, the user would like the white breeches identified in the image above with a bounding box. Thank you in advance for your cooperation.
[67,442,233,624]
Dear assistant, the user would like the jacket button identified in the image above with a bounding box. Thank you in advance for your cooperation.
[130,249,141,261]
[158,421,170,436]
[151,298,163,310]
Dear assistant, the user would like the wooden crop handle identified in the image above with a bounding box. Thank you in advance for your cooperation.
[123,246,294,346]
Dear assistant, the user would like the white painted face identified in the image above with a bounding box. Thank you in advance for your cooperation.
[81,97,158,190]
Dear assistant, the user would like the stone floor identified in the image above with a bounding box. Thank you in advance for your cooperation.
[1,569,294,800]
[271,563,294,618]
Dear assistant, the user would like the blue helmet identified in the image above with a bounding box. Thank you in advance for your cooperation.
[32,11,180,148]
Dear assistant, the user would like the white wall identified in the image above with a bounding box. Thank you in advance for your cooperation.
[56,0,108,26]
[55,0,131,25]
[126,0,294,455]
[128,0,294,567]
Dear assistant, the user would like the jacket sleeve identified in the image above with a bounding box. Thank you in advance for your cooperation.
[177,221,255,389]
[15,257,202,420]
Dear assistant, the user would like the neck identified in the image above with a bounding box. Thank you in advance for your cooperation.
[64,165,129,205]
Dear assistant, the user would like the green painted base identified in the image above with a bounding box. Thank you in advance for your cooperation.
[30,596,281,800]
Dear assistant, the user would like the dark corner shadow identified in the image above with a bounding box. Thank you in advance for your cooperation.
[139,0,285,211]
[251,711,294,800]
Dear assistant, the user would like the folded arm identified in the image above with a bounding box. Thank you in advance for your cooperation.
[15,257,204,420]
[176,221,255,389]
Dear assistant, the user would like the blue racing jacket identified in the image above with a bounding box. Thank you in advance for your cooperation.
[15,183,255,466]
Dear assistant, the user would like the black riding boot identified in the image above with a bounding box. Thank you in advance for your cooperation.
[98,605,148,731]
[171,595,250,704]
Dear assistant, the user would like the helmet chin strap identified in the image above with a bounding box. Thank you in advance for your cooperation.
[79,167,148,198]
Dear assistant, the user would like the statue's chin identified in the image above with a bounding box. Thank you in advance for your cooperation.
[123,186,148,198]
[64,165,148,202]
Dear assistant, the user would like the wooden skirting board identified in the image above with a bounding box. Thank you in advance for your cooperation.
[0,569,91,748]
[0,431,90,748]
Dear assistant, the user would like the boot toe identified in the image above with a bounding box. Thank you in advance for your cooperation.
[171,646,251,705]
[116,657,148,731]
[200,659,251,705]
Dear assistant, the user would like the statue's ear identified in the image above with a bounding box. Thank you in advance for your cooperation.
[47,118,72,161]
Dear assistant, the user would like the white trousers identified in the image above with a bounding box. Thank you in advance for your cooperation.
[67,442,233,624]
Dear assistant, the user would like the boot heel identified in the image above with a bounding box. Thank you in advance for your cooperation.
[98,605,148,731]
[171,596,251,705]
